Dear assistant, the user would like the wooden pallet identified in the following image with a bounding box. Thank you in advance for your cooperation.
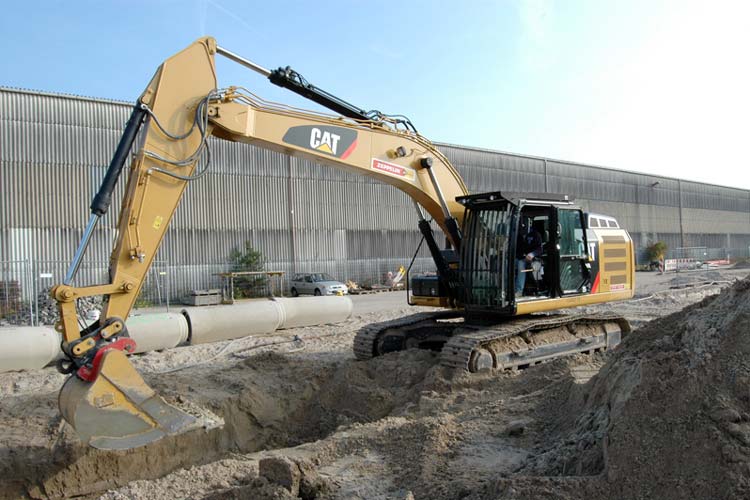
[183,289,222,306]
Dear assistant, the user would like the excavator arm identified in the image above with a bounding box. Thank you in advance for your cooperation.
[54,37,469,449]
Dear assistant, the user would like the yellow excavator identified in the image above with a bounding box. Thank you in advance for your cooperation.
[52,38,634,450]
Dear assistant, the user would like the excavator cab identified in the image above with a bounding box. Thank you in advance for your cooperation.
[455,191,593,318]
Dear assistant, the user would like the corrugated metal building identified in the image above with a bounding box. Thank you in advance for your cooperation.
[2,87,749,300]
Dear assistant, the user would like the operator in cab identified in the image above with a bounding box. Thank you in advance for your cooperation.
[515,217,543,297]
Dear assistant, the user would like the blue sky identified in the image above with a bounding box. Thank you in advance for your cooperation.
[2,0,748,188]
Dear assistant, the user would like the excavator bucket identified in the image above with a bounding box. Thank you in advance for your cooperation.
[58,349,200,450]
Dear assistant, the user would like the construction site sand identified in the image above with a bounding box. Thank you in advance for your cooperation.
[1,269,748,500]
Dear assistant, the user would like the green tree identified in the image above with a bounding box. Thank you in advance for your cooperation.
[228,242,266,298]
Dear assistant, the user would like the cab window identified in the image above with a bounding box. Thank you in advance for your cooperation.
[557,209,590,294]
[559,210,586,258]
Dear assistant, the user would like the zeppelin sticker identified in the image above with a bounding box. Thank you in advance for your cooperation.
[370,158,416,181]
[610,283,626,291]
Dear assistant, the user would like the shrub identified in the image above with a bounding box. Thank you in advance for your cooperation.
[228,242,266,298]
[645,241,668,263]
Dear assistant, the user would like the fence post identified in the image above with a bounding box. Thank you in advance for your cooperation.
[27,259,35,327]
[166,265,170,313]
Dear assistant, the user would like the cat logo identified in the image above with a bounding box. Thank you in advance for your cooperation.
[309,128,340,155]
[282,125,357,159]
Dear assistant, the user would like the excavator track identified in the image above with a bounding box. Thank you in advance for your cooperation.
[353,311,462,360]
[353,311,630,373]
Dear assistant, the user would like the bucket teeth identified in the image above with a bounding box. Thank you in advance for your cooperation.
[58,349,200,450]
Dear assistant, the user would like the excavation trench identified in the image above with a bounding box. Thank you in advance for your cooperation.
[0,349,437,500]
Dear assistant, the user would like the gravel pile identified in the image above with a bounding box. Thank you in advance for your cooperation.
[0,289,102,326]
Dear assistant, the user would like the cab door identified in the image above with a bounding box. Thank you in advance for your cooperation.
[555,208,591,294]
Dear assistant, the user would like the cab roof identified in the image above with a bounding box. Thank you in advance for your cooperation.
[456,191,574,209]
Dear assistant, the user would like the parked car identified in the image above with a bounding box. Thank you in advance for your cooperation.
[290,273,348,296]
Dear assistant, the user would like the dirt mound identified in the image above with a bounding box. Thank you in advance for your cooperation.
[519,277,750,499]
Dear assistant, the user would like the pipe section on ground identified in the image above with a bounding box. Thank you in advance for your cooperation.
[0,313,188,373]
[274,296,353,329]
[184,300,284,345]
[183,296,353,344]
[0,327,62,372]
[125,312,189,354]
[0,296,353,372]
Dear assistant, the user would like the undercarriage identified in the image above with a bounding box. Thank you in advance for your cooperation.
[354,311,631,373]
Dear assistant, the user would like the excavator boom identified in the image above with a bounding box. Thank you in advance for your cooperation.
[54,37,469,449]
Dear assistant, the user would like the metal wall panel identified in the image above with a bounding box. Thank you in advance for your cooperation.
[2,87,749,298]
[442,144,546,194]
[680,181,750,212]
[584,200,682,234]
[681,207,750,234]
[543,160,682,207]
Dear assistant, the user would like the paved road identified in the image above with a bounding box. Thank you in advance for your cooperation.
[349,290,410,315]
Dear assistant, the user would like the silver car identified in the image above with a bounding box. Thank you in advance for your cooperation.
[290,273,348,296]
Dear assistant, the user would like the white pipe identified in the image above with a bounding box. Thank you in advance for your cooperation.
[0,297,354,372]
[0,313,188,373]
[183,296,353,344]
[0,327,62,372]
[126,312,189,353]
[274,296,353,329]
[184,300,284,344]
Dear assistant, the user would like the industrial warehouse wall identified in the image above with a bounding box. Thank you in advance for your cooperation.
[2,87,750,302]
[444,144,750,259]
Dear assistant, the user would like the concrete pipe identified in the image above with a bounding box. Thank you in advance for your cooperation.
[184,300,284,345]
[0,313,189,372]
[183,296,354,344]
[0,327,62,372]
[0,296,354,372]
[125,312,189,354]
[275,296,353,329]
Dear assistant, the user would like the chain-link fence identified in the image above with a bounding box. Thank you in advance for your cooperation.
[0,259,171,326]
[666,247,750,261]
[0,260,35,326]
[0,251,526,326]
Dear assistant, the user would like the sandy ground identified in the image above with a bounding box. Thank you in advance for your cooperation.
[1,267,748,500]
